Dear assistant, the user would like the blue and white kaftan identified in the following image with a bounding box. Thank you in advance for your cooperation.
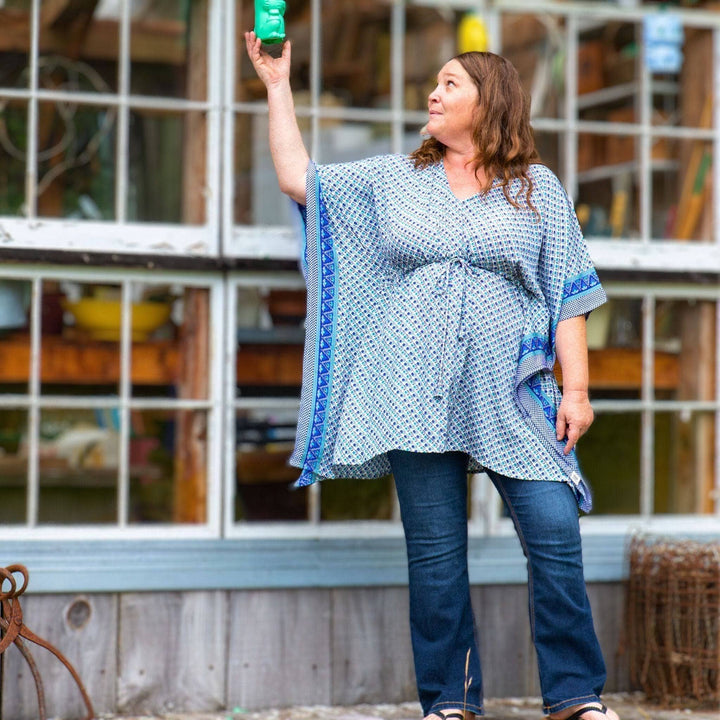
[290,155,606,511]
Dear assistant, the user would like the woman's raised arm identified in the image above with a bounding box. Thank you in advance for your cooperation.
[245,32,309,205]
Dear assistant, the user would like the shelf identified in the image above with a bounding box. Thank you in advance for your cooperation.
[577,159,678,183]
[0,335,679,392]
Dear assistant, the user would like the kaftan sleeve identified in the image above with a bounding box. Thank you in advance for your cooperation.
[316,158,383,232]
[290,155,392,485]
[536,167,606,338]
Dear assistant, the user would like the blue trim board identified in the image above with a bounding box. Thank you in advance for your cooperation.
[0,534,632,594]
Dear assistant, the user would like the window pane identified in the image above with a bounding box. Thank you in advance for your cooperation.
[0,279,31,395]
[0,408,28,525]
[655,300,715,401]
[653,27,711,131]
[403,123,425,155]
[128,110,206,224]
[234,110,310,225]
[0,1,31,89]
[38,49,117,96]
[236,285,304,398]
[131,283,205,399]
[235,407,308,522]
[130,0,209,101]
[321,476,394,521]
[38,407,119,525]
[577,21,637,118]
[534,131,561,174]
[129,409,208,524]
[235,0,310,102]
[577,411,641,515]
[652,138,712,242]
[0,99,26,216]
[502,13,566,120]
[46,281,121,396]
[322,0,390,109]
[316,121,391,165]
[654,411,715,514]
[405,6,459,112]
[36,102,116,220]
[576,133,640,239]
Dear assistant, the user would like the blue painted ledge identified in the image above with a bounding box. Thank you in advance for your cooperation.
[0,534,630,593]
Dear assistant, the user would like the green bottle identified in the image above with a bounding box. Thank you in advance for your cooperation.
[254,0,286,44]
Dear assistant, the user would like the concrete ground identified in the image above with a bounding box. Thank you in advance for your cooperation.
[108,694,720,720]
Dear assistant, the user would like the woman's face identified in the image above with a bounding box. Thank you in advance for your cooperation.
[426,59,480,147]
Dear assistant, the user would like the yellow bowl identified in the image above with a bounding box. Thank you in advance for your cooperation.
[63,299,172,342]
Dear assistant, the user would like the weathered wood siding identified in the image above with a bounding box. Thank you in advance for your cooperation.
[1,594,117,720]
[0,583,631,718]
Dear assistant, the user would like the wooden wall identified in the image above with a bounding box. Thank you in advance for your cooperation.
[0,583,631,719]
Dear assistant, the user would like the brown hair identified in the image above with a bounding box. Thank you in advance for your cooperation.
[410,51,540,215]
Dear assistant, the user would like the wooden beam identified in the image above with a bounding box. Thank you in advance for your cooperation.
[0,10,185,65]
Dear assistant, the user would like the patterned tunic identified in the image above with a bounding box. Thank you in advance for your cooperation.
[290,155,606,511]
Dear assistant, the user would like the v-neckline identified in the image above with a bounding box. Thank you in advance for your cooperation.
[438,161,499,202]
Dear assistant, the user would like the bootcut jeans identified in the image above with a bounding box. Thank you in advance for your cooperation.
[387,450,607,718]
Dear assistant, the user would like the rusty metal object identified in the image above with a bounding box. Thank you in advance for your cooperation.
[0,564,95,720]
[626,536,720,708]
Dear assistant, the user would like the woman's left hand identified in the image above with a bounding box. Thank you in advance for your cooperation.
[556,389,594,455]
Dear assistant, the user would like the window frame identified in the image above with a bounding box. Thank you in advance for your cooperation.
[0,0,224,255]
[0,263,226,540]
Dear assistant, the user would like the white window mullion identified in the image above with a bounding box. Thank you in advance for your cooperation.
[205,0,224,250]
[115,0,132,223]
[221,0,236,256]
[117,279,133,526]
[564,14,578,198]
[310,0,321,160]
[715,299,720,517]
[390,0,405,154]
[25,0,41,219]
[206,280,225,536]
[638,23,652,243]
[224,282,238,536]
[714,27,720,250]
[26,278,42,526]
[640,294,655,517]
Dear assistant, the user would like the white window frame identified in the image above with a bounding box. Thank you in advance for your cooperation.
[0,264,226,540]
[223,1,720,538]
[0,0,224,256]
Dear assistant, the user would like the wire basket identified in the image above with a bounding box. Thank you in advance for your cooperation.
[626,536,720,707]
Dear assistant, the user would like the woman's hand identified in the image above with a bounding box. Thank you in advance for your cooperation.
[245,31,291,89]
[556,389,594,455]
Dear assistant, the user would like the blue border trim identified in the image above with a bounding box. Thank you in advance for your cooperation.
[297,183,338,485]
[518,334,552,363]
[562,268,601,303]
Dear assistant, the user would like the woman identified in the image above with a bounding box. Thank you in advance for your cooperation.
[245,31,619,720]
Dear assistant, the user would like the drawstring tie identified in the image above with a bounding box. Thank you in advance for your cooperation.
[433,257,471,399]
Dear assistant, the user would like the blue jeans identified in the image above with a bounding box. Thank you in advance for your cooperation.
[388,450,606,717]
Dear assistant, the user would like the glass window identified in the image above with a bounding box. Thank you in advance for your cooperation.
[0,408,28,525]
[655,300,715,402]
[0,270,218,530]
[576,133,641,239]
[0,99,27,216]
[578,411,642,515]
[654,411,715,515]
[129,0,209,101]
[321,0,391,110]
